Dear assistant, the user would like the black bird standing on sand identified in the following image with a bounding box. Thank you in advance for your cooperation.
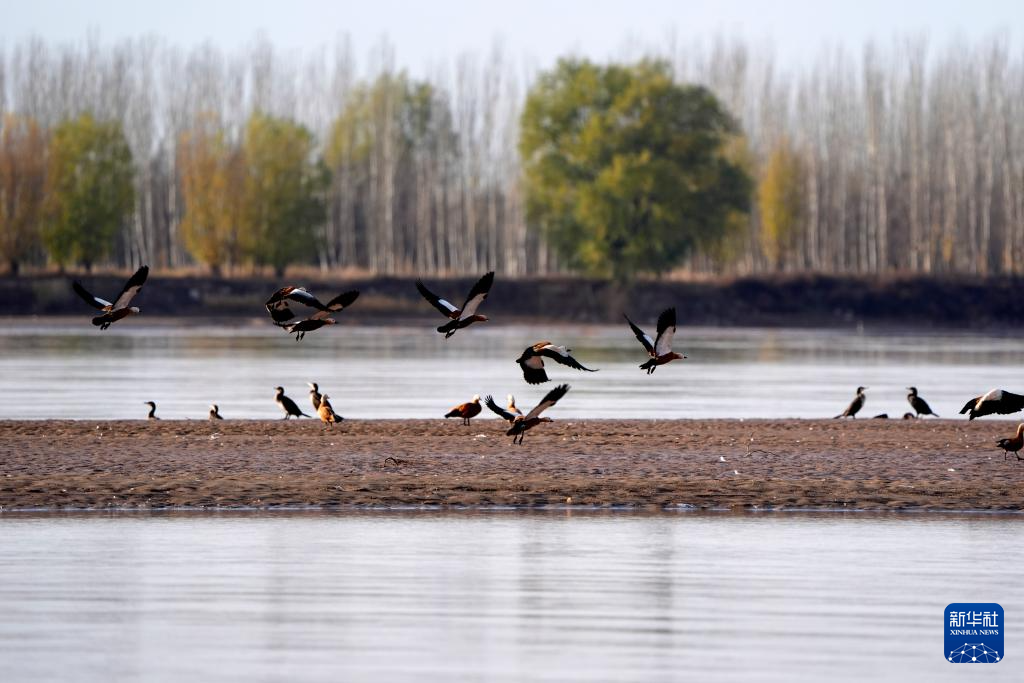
[308,382,322,412]
[906,387,938,417]
[959,389,1024,420]
[415,271,495,338]
[144,401,159,420]
[275,386,309,419]
[73,265,149,330]
[996,424,1024,461]
[834,387,867,419]
[209,404,223,420]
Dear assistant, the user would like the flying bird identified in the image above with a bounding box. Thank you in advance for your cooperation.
[996,424,1024,461]
[72,265,149,330]
[484,394,520,425]
[317,394,340,426]
[906,387,938,417]
[959,389,1024,420]
[308,382,322,412]
[144,401,159,420]
[275,386,309,419]
[485,383,570,445]
[516,342,597,384]
[445,395,482,425]
[265,287,359,341]
[415,271,495,338]
[834,387,867,419]
[209,404,223,420]
[625,307,686,374]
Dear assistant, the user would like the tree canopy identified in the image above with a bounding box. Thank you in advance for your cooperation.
[0,114,47,275]
[520,59,751,281]
[42,114,135,271]
[241,112,329,276]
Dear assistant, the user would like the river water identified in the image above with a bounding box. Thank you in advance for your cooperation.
[0,322,1022,420]
[0,512,1019,682]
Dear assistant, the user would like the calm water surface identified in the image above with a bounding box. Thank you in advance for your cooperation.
[0,512,1019,682]
[0,322,1022,420]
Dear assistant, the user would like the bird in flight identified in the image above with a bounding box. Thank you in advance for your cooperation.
[960,389,1024,420]
[624,307,686,374]
[415,272,494,338]
[265,287,359,341]
[72,265,149,330]
[485,384,570,445]
[516,342,597,384]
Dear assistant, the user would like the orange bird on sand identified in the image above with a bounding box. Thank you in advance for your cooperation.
[996,424,1024,461]
[445,395,482,425]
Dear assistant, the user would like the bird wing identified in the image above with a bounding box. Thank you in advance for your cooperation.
[993,391,1024,414]
[959,396,982,414]
[624,314,655,355]
[416,280,461,319]
[111,265,149,310]
[310,290,359,320]
[459,271,495,319]
[518,355,549,384]
[538,345,597,372]
[484,395,517,421]
[653,307,677,357]
[72,281,112,310]
[285,287,327,310]
[524,383,570,421]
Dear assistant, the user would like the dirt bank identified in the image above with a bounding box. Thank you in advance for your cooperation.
[1,418,1021,511]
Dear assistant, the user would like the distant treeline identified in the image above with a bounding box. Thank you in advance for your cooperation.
[1,34,1023,277]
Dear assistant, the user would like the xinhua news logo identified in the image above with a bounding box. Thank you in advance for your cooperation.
[945,603,1003,663]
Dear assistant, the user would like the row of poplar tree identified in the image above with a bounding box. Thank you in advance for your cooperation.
[1,34,1024,278]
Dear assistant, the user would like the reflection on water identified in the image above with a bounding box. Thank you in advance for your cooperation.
[0,323,1023,419]
[0,512,1019,682]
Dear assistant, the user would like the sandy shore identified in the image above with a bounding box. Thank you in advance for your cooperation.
[1,418,1022,511]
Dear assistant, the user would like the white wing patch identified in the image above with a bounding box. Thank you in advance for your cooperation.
[655,327,676,357]
[541,344,568,356]
[525,356,544,369]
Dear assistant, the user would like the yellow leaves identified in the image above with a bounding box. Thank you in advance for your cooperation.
[758,137,805,268]
[0,113,47,268]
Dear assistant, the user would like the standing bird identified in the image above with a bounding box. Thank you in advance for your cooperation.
[415,272,495,338]
[445,395,482,425]
[906,387,938,417]
[265,287,359,341]
[516,342,597,385]
[144,401,159,420]
[72,265,149,330]
[959,389,1024,421]
[485,384,570,445]
[834,387,867,419]
[275,386,309,419]
[308,382,322,412]
[996,424,1024,461]
[317,394,340,426]
[625,307,686,374]
[209,404,223,420]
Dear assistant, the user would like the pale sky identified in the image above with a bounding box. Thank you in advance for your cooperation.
[0,0,1019,71]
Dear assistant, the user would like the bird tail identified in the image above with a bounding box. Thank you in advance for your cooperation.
[639,359,656,372]
[444,409,461,418]
[833,413,843,419]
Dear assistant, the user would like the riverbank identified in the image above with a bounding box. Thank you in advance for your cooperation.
[1,419,1021,511]
[5,271,1024,328]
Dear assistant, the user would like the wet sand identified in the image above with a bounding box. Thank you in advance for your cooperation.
[1,419,1022,511]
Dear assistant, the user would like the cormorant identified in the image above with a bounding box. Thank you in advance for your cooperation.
[308,382,322,412]
[144,401,159,420]
[834,387,867,419]
[907,387,938,417]
[275,386,309,419]
[209,404,223,420]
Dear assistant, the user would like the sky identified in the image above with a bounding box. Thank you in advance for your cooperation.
[0,0,1019,72]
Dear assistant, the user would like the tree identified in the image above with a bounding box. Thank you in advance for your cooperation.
[758,138,805,269]
[0,113,46,274]
[42,114,134,271]
[241,113,329,276]
[520,58,751,281]
[178,116,245,275]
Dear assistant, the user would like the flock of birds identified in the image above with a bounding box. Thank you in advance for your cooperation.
[72,265,1024,454]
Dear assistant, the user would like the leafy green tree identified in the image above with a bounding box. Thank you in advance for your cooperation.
[42,114,134,271]
[0,114,47,275]
[758,138,805,269]
[178,115,245,276]
[520,59,751,282]
[241,113,329,276]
